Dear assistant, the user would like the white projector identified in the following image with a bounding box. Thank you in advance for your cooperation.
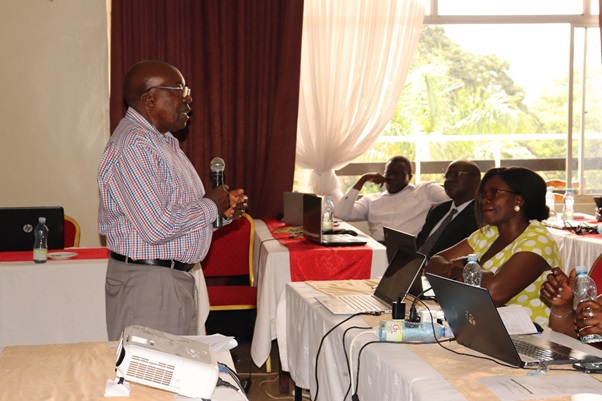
[115,325,219,399]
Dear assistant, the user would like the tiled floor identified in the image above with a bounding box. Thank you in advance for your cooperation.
[206,310,296,401]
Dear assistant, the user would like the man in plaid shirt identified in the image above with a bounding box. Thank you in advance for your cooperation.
[98,60,247,340]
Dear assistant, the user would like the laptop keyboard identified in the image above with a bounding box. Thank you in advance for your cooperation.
[339,295,389,312]
[512,338,574,362]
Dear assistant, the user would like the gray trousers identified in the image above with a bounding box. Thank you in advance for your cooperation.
[105,257,198,341]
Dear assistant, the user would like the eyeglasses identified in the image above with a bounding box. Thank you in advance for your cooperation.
[563,221,599,235]
[479,188,518,201]
[443,171,474,180]
[141,85,191,98]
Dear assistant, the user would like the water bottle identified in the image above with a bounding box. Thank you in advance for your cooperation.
[573,265,602,344]
[378,319,445,343]
[463,254,482,286]
[545,187,556,219]
[562,188,575,221]
[322,195,335,231]
[33,217,49,264]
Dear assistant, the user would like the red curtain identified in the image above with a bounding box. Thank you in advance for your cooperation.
[110,0,304,220]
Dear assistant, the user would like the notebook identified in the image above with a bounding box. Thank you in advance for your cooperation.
[283,191,313,226]
[0,206,64,251]
[426,273,602,367]
[303,194,367,247]
[315,247,426,315]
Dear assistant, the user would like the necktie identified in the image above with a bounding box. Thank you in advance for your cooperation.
[418,208,458,257]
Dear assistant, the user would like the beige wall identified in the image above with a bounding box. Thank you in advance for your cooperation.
[0,0,109,247]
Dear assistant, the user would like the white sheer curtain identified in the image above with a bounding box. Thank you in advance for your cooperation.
[296,0,426,195]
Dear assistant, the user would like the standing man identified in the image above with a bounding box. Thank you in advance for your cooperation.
[416,160,481,259]
[98,60,247,340]
[334,156,449,242]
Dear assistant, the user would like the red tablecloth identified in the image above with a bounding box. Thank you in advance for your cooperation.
[0,247,109,262]
[263,219,372,281]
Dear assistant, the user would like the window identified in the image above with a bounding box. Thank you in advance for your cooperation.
[296,0,601,196]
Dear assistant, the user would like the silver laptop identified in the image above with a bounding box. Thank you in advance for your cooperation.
[303,194,367,247]
[315,247,426,315]
[0,206,64,251]
[426,273,602,368]
[283,191,312,226]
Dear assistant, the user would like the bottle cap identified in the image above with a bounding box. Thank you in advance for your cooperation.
[467,254,477,262]
[576,265,587,275]
[38,217,46,224]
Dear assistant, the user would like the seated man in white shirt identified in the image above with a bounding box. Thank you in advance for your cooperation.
[333,156,449,242]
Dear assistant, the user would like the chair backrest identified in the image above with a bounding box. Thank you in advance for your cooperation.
[64,215,81,248]
[589,253,602,290]
[202,213,255,285]
[545,179,580,202]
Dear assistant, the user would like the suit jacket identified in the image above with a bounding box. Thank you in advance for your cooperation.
[416,200,478,258]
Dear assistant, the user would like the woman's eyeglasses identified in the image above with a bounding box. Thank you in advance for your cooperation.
[479,188,518,201]
[563,221,599,235]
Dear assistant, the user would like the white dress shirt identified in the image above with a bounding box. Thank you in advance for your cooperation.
[334,182,449,241]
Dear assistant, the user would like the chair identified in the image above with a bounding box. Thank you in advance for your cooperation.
[63,214,81,247]
[545,179,580,203]
[589,253,602,289]
[202,213,271,371]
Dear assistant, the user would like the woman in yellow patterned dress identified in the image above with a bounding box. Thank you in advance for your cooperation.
[425,167,561,326]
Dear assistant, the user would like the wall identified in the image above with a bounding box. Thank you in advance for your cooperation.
[0,0,109,247]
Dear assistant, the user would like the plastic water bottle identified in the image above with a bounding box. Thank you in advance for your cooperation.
[545,187,556,219]
[33,217,49,264]
[378,320,445,343]
[562,188,575,221]
[463,254,482,286]
[573,265,602,344]
[322,195,335,231]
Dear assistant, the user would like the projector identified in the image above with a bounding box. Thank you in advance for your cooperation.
[115,325,219,399]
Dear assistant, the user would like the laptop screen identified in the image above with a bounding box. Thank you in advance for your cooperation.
[383,226,418,263]
[302,194,323,243]
[374,247,426,304]
[0,206,64,251]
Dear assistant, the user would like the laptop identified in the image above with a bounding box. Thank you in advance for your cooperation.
[0,206,64,251]
[384,227,433,299]
[303,194,367,247]
[315,247,426,315]
[426,273,602,367]
[383,226,418,263]
[283,191,312,226]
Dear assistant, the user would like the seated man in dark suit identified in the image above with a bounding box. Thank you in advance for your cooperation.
[416,160,481,259]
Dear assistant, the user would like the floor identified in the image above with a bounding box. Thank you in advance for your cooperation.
[206,310,298,401]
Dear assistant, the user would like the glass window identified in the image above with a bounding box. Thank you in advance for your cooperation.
[438,0,584,16]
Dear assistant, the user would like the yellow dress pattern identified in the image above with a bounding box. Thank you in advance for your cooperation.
[468,220,561,326]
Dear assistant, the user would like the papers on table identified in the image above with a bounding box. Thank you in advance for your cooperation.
[497,305,539,335]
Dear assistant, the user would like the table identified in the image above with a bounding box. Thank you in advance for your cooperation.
[284,281,602,401]
[0,248,210,350]
[0,254,109,349]
[548,228,602,273]
[250,219,387,368]
[0,340,242,401]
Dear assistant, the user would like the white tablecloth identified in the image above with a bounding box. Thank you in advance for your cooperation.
[283,281,602,401]
[250,220,387,368]
[0,258,109,349]
[548,228,602,272]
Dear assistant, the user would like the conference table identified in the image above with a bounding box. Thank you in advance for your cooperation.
[0,247,110,350]
[284,281,602,401]
[547,224,602,273]
[250,219,388,368]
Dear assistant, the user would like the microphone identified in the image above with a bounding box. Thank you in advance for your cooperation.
[210,157,225,228]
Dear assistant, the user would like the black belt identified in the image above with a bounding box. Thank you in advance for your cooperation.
[110,252,195,272]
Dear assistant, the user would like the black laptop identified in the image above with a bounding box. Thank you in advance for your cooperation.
[426,273,602,367]
[0,206,64,251]
[303,194,366,247]
[383,226,419,263]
